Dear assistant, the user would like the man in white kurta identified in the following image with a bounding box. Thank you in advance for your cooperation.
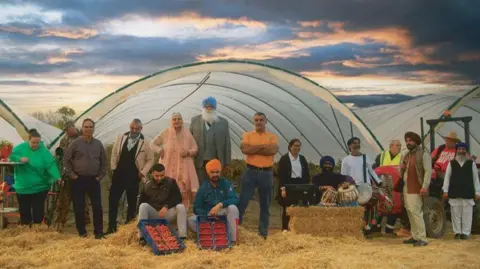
[341,137,382,237]
[442,142,480,240]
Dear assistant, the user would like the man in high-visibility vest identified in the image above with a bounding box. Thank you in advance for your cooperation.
[374,139,402,168]
[374,140,411,236]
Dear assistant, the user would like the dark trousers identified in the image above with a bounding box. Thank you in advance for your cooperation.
[16,190,48,225]
[71,176,103,235]
[282,205,290,231]
[108,171,140,229]
[239,167,273,237]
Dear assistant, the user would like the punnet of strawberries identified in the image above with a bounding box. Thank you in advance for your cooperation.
[145,224,180,251]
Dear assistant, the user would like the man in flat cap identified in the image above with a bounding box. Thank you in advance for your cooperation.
[188,159,239,244]
[190,96,231,184]
[442,142,480,240]
[400,131,431,247]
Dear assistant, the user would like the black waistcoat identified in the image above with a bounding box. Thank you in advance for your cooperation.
[116,137,139,176]
[448,159,475,199]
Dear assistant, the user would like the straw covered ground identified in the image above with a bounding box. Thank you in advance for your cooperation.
[1,201,480,269]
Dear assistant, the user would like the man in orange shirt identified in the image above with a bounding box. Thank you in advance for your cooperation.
[239,112,278,239]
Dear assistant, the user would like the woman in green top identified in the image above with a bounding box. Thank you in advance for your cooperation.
[9,129,61,226]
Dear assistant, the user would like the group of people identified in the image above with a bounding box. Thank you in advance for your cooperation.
[276,130,479,247]
[8,96,279,244]
[7,95,479,248]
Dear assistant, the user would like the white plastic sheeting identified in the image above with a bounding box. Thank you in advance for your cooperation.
[356,87,480,155]
[49,60,383,161]
[0,99,61,146]
[0,116,23,145]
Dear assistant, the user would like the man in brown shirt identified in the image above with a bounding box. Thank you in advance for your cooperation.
[64,118,107,239]
[401,131,431,247]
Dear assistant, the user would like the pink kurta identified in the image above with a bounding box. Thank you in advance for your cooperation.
[151,127,199,193]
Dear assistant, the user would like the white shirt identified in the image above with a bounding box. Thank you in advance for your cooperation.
[127,134,140,151]
[289,152,302,178]
[341,154,381,185]
[442,158,480,206]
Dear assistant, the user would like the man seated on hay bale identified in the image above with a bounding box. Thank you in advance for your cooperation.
[312,156,355,204]
[188,159,239,245]
[137,163,187,246]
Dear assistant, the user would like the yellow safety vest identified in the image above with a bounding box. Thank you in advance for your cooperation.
[380,151,401,166]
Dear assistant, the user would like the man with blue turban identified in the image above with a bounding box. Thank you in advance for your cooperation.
[190,96,231,183]
[442,142,480,240]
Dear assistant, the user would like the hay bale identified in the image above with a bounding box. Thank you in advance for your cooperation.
[286,206,364,239]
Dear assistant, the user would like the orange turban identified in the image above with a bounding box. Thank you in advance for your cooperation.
[205,159,222,172]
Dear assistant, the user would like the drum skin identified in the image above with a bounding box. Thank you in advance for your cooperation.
[357,183,372,205]
[375,165,402,215]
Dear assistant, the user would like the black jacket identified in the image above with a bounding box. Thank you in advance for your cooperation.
[138,177,182,211]
[276,153,310,203]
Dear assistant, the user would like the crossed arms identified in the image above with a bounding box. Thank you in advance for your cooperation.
[240,134,278,156]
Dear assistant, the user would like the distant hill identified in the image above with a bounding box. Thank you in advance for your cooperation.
[336,94,427,108]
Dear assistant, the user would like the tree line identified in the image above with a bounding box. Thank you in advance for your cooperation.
[30,106,76,130]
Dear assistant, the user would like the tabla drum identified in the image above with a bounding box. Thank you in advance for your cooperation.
[357,183,372,206]
[337,184,359,205]
[320,188,338,206]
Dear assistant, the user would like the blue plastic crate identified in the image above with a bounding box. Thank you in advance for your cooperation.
[195,215,231,250]
[138,219,186,255]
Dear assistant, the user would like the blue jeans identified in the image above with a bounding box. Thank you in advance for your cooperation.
[238,167,273,237]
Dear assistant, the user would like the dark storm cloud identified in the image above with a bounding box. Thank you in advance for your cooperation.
[25,0,480,45]
[0,33,235,76]
[263,43,390,72]
[0,80,73,86]
[0,60,76,74]
[4,0,480,85]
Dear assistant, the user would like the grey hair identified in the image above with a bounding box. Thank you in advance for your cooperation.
[132,118,142,125]
[254,112,267,120]
[389,139,401,147]
[172,112,182,118]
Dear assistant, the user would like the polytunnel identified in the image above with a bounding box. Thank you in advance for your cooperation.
[356,86,480,155]
[0,98,61,146]
[49,60,383,161]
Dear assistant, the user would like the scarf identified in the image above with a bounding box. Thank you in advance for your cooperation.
[161,125,195,192]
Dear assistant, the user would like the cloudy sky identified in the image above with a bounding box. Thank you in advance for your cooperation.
[1,0,479,113]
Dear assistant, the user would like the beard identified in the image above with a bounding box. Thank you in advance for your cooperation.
[407,144,417,151]
[323,167,333,173]
[202,109,219,124]
[209,176,220,183]
[456,153,467,162]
